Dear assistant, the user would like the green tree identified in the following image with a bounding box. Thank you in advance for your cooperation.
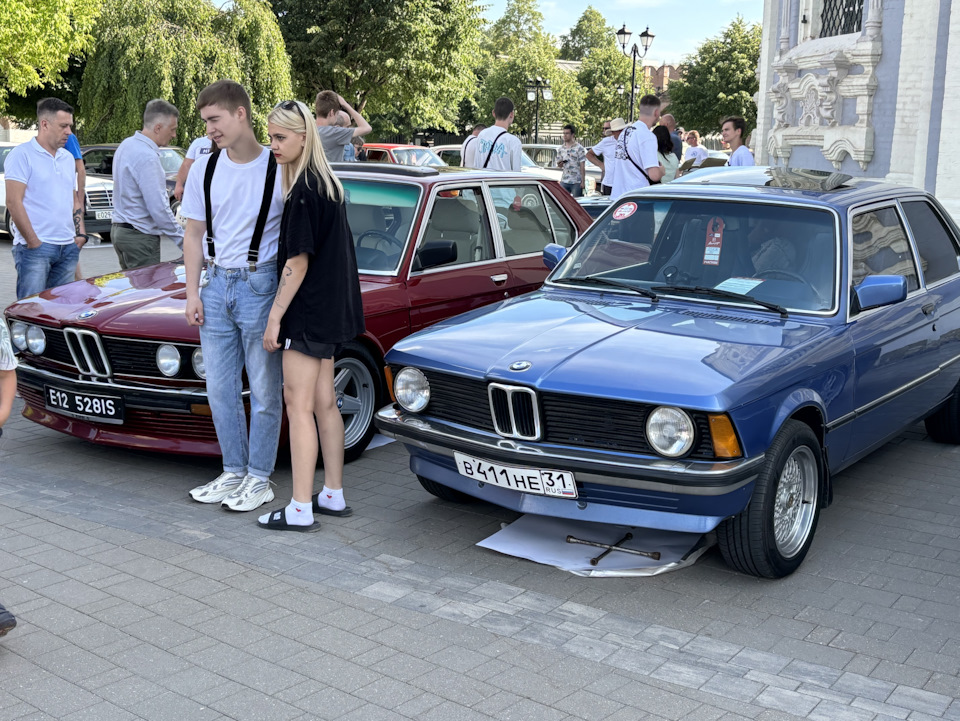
[558,6,613,61]
[0,0,100,113]
[576,41,636,136]
[77,0,292,144]
[666,17,762,134]
[485,0,545,57]
[274,0,484,136]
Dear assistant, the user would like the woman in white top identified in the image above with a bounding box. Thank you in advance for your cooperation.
[653,126,679,183]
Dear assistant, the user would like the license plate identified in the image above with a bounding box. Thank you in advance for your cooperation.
[95,210,113,220]
[455,452,577,498]
[44,385,124,424]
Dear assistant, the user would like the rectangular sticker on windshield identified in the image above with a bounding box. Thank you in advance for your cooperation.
[715,277,764,294]
[703,217,724,265]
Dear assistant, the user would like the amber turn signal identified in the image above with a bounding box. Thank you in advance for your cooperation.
[384,366,396,403]
[190,404,213,416]
[708,414,742,458]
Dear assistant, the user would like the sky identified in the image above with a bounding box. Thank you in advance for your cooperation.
[482,0,764,66]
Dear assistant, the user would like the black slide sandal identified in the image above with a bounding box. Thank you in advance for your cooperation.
[257,509,322,532]
[312,494,353,517]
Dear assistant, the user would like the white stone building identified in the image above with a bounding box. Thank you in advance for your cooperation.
[754,0,959,218]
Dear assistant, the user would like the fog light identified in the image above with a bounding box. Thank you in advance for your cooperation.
[156,344,181,377]
[25,325,46,355]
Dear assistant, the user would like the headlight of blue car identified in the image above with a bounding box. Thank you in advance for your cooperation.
[646,406,695,457]
[395,367,430,412]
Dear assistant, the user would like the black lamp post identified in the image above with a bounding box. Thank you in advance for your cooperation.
[616,24,654,123]
[525,77,553,143]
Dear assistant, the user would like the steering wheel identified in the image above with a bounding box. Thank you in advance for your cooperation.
[754,268,824,304]
[357,229,403,255]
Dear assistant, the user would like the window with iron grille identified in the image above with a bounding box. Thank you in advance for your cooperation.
[819,0,863,37]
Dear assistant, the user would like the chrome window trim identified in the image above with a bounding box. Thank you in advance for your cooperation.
[896,196,960,291]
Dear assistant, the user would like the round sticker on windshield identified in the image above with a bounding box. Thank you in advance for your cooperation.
[613,202,637,220]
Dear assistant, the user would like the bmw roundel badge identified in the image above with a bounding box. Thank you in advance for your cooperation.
[509,360,532,372]
[77,310,97,320]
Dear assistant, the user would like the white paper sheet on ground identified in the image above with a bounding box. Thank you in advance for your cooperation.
[366,433,395,450]
[477,514,713,577]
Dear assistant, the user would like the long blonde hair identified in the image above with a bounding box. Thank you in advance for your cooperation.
[267,100,344,203]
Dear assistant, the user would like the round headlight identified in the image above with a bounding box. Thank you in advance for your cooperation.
[10,321,28,351]
[191,347,205,379]
[25,325,46,355]
[646,406,695,458]
[156,344,181,377]
[394,367,430,412]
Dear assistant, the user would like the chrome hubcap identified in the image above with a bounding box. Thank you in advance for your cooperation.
[334,358,376,449]
[773,445,818,558]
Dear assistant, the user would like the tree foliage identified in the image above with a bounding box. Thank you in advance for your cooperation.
[0,0,100,113]
[77,0,292,144]
[666,17,762,134]
[485,0,545,58]
[576,41,635,136]
[558,6,613,61]
[274,0,484,136]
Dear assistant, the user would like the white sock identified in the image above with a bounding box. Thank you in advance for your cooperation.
[259,499,313,526]
[315,486,345,512]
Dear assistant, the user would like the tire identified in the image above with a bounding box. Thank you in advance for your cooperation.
[417,474,474,503]
[336,342,383,464]
[924,382,960,443]
[717,420,822,578]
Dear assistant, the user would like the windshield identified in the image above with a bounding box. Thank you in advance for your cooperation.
[393,148,444,167]
[551,198,838,314]
[519,153,538,168]
[158,148,185,173]
[0,146,12,173]
[343,179,422,273]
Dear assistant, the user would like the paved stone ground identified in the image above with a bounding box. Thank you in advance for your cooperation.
[1,238,959,720]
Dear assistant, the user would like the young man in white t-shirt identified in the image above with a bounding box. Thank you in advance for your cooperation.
[459,124,485,167]
[721,116,755,167]
[612,95,665,199]
[173,135,214,201]
[468,97,523,171]
[181,80,285,512]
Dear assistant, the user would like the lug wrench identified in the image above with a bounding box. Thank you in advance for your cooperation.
[566,532,661,565]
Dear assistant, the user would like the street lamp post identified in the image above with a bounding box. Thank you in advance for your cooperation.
[525,77,553,143]
[615,24,654,123]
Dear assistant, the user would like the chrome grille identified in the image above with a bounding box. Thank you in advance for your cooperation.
[64,328,112,378]
[86,189,114,210]
[488,383,540,440]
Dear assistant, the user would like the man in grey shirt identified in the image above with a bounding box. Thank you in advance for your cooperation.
[111,99,184,269]
[314,90,371,163]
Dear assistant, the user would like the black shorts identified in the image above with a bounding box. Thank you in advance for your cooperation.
[284,338,342,360]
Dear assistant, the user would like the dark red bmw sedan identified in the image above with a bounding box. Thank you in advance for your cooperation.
[4,164,592,461]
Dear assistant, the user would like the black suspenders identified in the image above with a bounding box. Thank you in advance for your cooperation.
[203,149,278,271]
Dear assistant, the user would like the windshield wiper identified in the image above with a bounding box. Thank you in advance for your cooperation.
[650,284,788,317]
[553,275,659,300]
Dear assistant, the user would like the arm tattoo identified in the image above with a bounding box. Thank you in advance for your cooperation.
[73,208,82,235]
[273,264,294,309]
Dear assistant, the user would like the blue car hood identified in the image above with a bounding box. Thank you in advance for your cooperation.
[388,290,843,411]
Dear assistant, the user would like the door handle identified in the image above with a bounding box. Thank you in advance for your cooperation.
[490,274,508,284]
[922,303,936,316]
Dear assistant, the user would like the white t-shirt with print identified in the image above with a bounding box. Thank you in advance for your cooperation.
[181,147,284,269]
[728,145,755,167]
[684,145,709,166]
[591,135,618,187]
[4,138,77,246]
[468,126,523,171]
[611,122,659,199]
[186,137,214,160]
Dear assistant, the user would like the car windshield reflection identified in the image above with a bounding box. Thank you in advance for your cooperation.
[344,179,422,273]
[550,198,838,313]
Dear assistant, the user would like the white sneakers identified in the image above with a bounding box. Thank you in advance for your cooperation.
[189,472,275,512]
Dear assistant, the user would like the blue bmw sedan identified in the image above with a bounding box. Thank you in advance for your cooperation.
[375,167,960,578]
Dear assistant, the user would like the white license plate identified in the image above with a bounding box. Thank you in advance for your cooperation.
[95,210,113,220]
[455,452,577,498]
[44,385,124,424]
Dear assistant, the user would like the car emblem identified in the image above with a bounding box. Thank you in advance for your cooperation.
[76,310,97,320]
[509,361,532,372]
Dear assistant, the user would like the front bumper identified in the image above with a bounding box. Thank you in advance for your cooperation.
[16,364,221,455]
[83,213,113,235]
[376,405,763,533]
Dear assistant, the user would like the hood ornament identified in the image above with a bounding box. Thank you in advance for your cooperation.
[509,360,532,372]
[76,310,98,320]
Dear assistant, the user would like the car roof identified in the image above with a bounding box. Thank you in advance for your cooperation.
[647,166,928,210]
[363,143,434,150]
[329,162,540,183]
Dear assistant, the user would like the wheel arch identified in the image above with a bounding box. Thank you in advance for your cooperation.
[778,395,832,508]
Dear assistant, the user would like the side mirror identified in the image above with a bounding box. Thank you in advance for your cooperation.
[853,275,907,312]
[413,240,457,271]
[543,243,568,270]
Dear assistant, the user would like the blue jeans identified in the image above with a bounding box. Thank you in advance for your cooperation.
[12,242,80,299]
[200,262,282,479]
[560,182,583,198]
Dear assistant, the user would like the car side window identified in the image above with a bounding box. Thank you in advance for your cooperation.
[900,200,960,285]
[418,187,495,269]
[851,206,919,293]
[490,184,555,257]
[366,150,387,162]
[84,150,113,175]
[542,192,576,248]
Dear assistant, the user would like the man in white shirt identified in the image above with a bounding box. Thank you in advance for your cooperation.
[173,135,214,201]
[684,130,709,166]
[181,80,285,513]
[721,116,755,167]
[467,97,523,171]
[459,124,485,167]
[587,118,625,195]
[4,97,88,299]
[612,95,665,199]
[111,99,185,269]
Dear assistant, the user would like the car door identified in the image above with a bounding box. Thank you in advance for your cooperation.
[847,202,942,460]
[406,185,513,333]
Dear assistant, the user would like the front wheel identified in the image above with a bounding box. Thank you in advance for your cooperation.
[718,420,822,578]
[335,342,383,464]
[924,381,960,443]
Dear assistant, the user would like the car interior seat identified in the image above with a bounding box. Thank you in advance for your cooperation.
[421,197,490,264]
[500,207,551,256]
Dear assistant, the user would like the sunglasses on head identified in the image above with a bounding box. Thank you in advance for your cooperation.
[276,100,305,120]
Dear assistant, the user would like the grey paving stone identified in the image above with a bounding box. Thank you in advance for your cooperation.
[831,671,897,702]
[806,700,875,721]
[885,685,953,715]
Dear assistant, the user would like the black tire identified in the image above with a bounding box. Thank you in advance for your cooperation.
[924,382,960,443]
[417,474,474,503]
[717,420,822,578]
[336,342,383,464]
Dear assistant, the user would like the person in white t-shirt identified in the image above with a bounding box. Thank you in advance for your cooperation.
[181,80,285,513]
[586,118,624,195]
[683,130,709,166]
[721,116,755,167]
[173,135,215,201]
[467,97,523,171]
[611,95,665,199]
[460,124,485,167]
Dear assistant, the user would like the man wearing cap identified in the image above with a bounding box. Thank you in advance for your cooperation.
[586,118,626,196]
